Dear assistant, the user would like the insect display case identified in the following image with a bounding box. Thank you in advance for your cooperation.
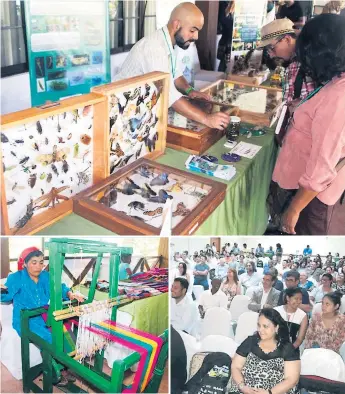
[74,158,227,235]
[0,93,107,235]
[200,80,283,127]
[92,71,169,176]
[167,100,239,155]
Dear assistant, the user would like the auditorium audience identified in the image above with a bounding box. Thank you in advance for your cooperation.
[248,271,281,312]
[298,271,314,291]
[215,258,228,280]
[305,292,345,354]
[221,268,241,310]
[275,288,308,349]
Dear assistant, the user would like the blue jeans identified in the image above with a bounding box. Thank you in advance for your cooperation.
[194,277,209,290]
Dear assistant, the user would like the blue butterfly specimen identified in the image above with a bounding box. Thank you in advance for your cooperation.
[148,189,173,203]
[150,173,169,186]
[129,114,146,134]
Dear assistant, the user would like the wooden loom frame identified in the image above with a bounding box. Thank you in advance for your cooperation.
[19,237,168,393]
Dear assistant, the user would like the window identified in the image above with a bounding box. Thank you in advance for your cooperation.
[1,0,28,77]
[109,0,156,54]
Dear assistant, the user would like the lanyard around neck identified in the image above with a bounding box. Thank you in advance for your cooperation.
[296,80,330,109]
[162,29,176,78]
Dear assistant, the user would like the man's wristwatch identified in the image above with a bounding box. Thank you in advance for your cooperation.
[185,86,194,95]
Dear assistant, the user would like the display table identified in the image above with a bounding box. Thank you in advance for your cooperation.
[77,286,168,336]
[37,123,277,235]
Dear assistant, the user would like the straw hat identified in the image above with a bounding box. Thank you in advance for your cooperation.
[257,18,296,49]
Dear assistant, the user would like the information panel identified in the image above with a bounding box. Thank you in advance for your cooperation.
[25,0,111,106]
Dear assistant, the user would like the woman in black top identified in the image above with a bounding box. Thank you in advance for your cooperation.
[228,308,300,394]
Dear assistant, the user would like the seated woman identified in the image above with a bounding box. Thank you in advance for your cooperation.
[310,273,334,304]
[174,262,193,298]
[275,288,308,349]
[298,271,314,292]
[333,272,345,295]
[228,308,300,394]
[269,14,345,235]
[305,292,345,354]
[221,268,241,309]
[0,247,84,386]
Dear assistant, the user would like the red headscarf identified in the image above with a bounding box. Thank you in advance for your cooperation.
[17,247,40,271]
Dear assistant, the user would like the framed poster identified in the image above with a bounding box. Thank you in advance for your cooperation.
[25,0,111,106]
[229,0,267,71]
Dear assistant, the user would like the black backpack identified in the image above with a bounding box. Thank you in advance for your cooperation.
[187,352,232,394]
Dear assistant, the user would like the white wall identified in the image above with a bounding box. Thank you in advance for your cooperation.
[156,0,195,29]
[171,237,345,258]
[1,52,130,115]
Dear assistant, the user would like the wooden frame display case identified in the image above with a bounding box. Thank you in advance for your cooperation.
[226,69,270,85]
[167,100,239,155]
[0,93,107,235]
[92,71,170,176]
[74,157,227,235]
[200,80,283,127]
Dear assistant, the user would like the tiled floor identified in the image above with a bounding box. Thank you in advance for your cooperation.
[1,362,169,393]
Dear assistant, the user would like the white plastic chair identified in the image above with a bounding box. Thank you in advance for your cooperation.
[200,335,238,358]
[178,329,201,382]
[301,348,345,383]
[235,311,259,345]
[339,342,345,363]
[229,295,250,321]
[0,303,42,380]
[201,307,233,340]
[193,285,204,302]
[245,286,258,300]
[340,295,345,314]
[311,303,322,317]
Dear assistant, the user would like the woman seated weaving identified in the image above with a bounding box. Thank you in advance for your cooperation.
[0,246,85,386]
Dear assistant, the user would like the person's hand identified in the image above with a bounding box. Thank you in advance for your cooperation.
[68,292,85,303]
[263,304,272,309]
[242,386,260,394]
[0,284,7,289]
[252,389,269,394]
[188,90,212,101]
[281,206,300,234]
[203,112,230,130]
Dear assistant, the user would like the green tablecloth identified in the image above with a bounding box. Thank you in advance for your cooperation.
[77,286,168,336]
[38,124,277,235]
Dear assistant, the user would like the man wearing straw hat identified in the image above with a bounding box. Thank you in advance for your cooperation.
[257,18,315,109]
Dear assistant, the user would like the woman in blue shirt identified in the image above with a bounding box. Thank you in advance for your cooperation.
[0,247,84,385]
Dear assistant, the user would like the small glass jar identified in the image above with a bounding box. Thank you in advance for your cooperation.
[226,116,241,142]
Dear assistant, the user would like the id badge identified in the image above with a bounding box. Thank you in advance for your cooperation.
[275,102,288,135]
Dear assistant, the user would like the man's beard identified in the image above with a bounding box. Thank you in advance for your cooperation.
[175,28,195,50]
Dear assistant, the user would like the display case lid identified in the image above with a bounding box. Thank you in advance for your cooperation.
[92,72,170,176]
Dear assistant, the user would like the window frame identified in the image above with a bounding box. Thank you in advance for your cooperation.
[1,1,29,77]
[109,0,156,55]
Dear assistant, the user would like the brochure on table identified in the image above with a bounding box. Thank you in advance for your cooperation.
[25,0,111,106]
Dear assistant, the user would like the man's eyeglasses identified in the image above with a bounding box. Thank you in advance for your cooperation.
[266,36,285,54]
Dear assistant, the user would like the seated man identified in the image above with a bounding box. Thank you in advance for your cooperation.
[248,271,281,312]
[193,256,210,290]
[198,279,227,319]
[277,270,312,313]
[215,258,228,280]
[239,261,262,291]
[171,278,198,334]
